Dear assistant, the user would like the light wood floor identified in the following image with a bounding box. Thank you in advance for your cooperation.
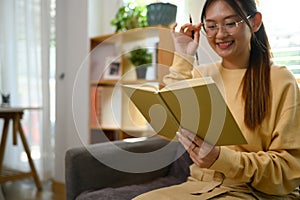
[0,179,65,200]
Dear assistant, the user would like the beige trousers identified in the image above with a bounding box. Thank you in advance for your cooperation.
[133,166,299,200]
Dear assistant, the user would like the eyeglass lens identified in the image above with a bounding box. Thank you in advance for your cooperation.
[203,16,250,38]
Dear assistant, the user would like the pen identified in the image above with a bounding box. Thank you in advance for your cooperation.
[189,14,199,65]
[189,14,194,39]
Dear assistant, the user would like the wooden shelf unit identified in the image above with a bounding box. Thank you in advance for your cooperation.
[88,27,174,144]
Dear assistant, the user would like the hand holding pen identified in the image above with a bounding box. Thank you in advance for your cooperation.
[171,15,201,63]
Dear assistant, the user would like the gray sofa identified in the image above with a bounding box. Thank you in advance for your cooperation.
[65,136,192,200]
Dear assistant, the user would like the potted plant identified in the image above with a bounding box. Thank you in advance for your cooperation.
[128,48,152,79]
[146,2,177,27]
[110,2,148,33]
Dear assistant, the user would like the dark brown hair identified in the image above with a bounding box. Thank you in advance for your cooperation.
[201,0,272,130]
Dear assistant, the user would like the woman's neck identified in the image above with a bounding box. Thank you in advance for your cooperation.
[221,59,249,69]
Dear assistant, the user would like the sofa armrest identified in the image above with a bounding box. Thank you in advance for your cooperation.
[65,137,180,200]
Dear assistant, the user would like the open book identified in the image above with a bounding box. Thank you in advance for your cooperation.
[122,77,247,146]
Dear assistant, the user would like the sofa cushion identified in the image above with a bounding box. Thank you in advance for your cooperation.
[76,176,182,200]
[76,143,193,200]
[168,142,193,181]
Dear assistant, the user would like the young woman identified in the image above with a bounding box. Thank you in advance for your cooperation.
[134,0,300,199]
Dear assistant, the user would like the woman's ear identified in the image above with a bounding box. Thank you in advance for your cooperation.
[251,12,262,32]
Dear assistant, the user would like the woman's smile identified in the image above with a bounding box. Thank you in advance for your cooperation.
[216,40,234,49]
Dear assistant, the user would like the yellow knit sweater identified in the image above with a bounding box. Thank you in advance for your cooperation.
[163,53,300,195]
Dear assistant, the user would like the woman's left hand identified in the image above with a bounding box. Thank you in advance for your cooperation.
[177,128,220,168]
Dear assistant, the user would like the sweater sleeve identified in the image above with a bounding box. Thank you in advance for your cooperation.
[210,71,300,195]
[162,52,195,85]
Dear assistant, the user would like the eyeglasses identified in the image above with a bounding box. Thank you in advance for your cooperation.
[202,15,252,38]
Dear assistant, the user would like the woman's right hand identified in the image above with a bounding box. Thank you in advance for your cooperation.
[171,22,202,56]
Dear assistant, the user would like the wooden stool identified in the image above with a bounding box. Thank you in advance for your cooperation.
[0,107,42,190]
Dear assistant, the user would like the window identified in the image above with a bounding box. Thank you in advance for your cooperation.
[0,0,55,179]
[258,0,300,82]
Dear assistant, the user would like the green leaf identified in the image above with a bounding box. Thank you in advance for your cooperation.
[111,2,148,32]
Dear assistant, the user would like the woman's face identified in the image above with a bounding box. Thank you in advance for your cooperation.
[204,0,252,67]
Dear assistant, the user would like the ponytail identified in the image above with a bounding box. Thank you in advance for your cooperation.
[242,22,272,130]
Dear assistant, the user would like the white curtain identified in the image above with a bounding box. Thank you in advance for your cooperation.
[0,0,53,180]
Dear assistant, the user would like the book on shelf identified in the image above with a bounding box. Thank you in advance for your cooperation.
[90,85,100,128]
[90,86,121,129]
[122,77,247,146]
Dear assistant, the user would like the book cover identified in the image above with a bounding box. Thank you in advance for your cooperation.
[122,77,247,146]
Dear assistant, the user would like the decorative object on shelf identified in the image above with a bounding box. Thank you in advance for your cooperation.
[110,2,148,33]
[1,93,10,107]
[128,48,152,79]
[103,57,121,80]
[146,2,177,27]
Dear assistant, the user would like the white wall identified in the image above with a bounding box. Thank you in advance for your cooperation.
[88,0,122,36]
[55,0,89,183]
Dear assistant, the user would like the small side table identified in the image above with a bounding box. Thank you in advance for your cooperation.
[0,107,42,190]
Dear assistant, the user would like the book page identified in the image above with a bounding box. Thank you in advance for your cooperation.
[122,85,180,140]
[122,82,159,92]
[160,77,214,92]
